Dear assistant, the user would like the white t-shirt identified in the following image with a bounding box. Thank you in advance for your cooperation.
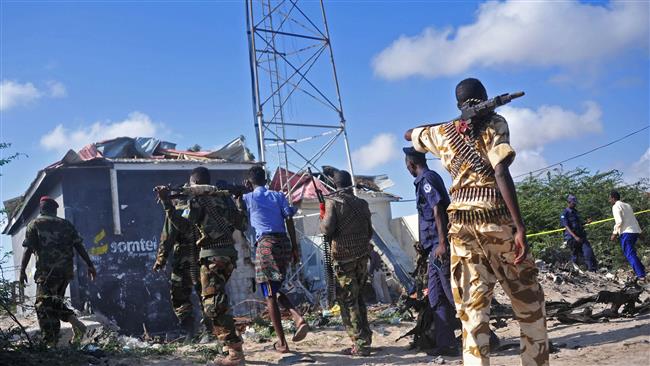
[612,200,642,235]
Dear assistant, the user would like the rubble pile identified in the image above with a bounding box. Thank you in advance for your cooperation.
[491,260,650,324]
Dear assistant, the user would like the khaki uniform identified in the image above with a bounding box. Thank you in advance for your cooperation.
[165,189,247,346]
[22,214,83,344]
[412,115,548,366]
[320,191,373,351]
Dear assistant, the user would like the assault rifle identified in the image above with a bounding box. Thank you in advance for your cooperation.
[153,183,248,200]
[416,91,525,128]
[308,168,336,308]
[154,184,246,248]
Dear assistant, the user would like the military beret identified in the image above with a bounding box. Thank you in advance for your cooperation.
[39,196,59,208]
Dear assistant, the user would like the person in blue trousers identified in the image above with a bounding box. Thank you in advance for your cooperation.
[609,190,646,283]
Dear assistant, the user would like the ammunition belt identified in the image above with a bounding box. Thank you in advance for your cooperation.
[449,207,510,225]
[196,196,234,237]
[189,226,200,284]
[200,236,234,249]
[443,122,494,179]
[332,232,371,261]
[450,187,503,204]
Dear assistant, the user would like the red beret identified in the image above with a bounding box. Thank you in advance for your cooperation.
[39,196,59,208]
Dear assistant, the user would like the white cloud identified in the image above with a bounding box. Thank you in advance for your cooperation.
[510,149,549,178]
[498,102,603,178]
[352,133,400,171]
[40,112,165,152]
[628,148,650,182]
[373,1,649,80]
[1,79,68,110]
[501,101,603,152]
[0,80,42,111]
[46,80,67,98]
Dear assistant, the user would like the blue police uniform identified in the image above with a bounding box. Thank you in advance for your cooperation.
[415,168,450,253]
[561,207,598,271]
[414,167,456,350]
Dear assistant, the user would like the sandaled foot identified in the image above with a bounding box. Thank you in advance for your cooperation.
[266,341,290,354]
[292,322,309,342]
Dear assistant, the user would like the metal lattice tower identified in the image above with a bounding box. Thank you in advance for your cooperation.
[245,0,355,191]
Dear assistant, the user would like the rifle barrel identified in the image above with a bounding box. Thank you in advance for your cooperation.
[510,91,525,99]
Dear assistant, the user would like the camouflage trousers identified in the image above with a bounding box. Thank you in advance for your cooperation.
[170,258,209,328]
[449,221,548,366]
[334,257,372,350]
[200,255,241,345]
[35,277,75,344]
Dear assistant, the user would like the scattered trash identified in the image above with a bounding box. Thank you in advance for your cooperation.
[431,355,446,364]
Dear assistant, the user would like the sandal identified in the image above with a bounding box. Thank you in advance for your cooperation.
[292,322,309,342]
[265,341,290,354]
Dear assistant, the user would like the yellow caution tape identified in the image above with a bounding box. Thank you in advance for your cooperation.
[526,209,650,238]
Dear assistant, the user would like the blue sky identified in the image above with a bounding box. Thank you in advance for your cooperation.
[1,0,649,245]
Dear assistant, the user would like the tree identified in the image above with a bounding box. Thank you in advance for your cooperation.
[518,168,649,270]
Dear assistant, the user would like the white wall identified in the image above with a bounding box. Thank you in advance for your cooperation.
[225,230,261,316]
[390,214,419,261]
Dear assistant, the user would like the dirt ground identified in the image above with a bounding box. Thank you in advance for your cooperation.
[92,314,647,366]
[3,268,650,365]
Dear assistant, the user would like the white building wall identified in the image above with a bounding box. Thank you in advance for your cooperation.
[225,230,260,316]
[390,214,419,262]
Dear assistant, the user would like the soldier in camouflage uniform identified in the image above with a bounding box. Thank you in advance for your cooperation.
[153,200,213,342]
[19,196,97,346]
[320,170,374,356]
[157,167,247,366]
[406,78,548,366]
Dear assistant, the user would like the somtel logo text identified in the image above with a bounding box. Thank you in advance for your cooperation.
[110,238,158,254]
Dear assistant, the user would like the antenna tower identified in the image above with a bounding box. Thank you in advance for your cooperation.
[245,0,355,191]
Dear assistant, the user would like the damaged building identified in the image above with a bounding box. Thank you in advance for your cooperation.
[4,136,420,336]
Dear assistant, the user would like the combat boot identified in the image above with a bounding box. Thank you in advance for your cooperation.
[66,315,87,344]
[180,316,196,344]
[211,342,245,366]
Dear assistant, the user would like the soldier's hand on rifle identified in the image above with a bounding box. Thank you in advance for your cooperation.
[152,260,165,272]
[19,269,28,285]
[88,265,97,281]
[154,185,171,201]
[319,202,326,220]
[513,227,529,265]
[610,234,618,242]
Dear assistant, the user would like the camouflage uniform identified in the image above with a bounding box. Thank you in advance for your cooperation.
[156,204,205,325]
[22,214,83,344]
[165,188,247,346]
[320,190,374,352]
[411,115,549,366]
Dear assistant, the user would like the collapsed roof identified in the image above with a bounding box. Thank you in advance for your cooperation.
[3,136,256,234]
[269,167,397,204]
